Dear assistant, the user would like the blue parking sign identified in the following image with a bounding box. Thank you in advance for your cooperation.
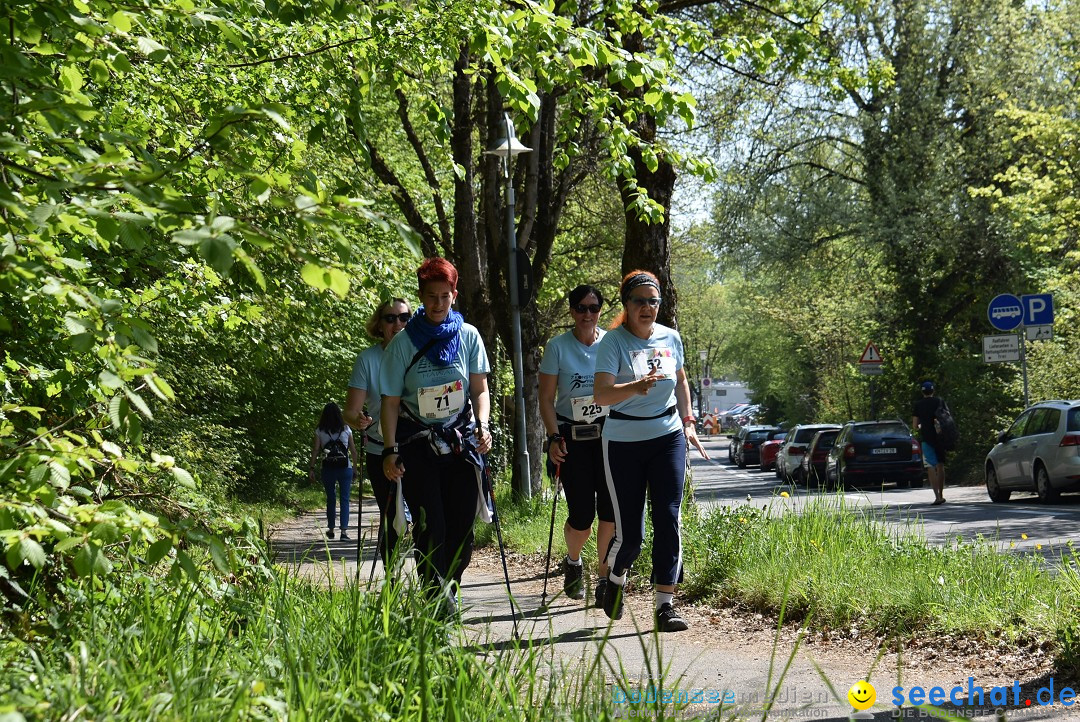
[1022,294,1054,326]
[987,294,1023,331]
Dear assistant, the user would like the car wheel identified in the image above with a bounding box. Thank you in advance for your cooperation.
[728,448,735,464]
[738,455,747,469]
[1035,464,1059,503]
[774,464,782,480]
[910,477,925,489]
[985,465,1010,503]
[897,479,910,489]
[834,467,845,490]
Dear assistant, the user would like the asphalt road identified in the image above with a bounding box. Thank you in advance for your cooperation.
[692,435,1080,564]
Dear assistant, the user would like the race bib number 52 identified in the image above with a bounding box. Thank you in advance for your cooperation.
[630,348,676,380]
[417,380,465,420]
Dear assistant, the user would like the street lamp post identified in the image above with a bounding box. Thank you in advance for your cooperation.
[485,113,532,500]
[698,349,709,415]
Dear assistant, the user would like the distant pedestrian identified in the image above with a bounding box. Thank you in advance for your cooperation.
[912,380,947,505]
[593,269,709,633]
[344,297,412,568]
[309,402,359,539]
[539,284,613,605]
[379,257,492,617]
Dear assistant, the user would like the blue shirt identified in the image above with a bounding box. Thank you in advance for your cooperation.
[539,329,608,423]
[595,324,684,442]
[349,343,387,454]
[380,322,490,425]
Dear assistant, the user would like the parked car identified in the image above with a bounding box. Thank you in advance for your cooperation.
[759,433,787,472]
[731,425,783,468]
[825,420,924,489]
[777,424,842,483]
[799,428,841,487]
[984,400,1080,503]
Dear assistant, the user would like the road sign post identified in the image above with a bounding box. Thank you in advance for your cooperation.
[858,343,883,418]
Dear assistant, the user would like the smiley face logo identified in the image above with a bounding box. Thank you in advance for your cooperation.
[847,680,876,711]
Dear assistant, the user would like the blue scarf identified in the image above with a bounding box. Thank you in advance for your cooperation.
[405,307,463,366]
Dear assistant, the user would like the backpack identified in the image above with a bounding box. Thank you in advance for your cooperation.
[322,430,349,468]
[933,399,959,451]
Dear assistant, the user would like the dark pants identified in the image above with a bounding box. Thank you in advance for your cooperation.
[602,431,686,585]
[400,442,479,591]
[367,452,402,567]
[321,464,353,531]
[560,436,615,531]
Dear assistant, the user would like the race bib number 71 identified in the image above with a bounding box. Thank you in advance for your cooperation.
[417,380,465,420]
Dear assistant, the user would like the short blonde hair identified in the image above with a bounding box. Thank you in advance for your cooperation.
[365,298,410,339]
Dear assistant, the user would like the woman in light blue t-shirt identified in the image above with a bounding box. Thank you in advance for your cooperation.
[539,284,614,607]
[379,258,492,617]
[344,297,411,569]
[593,270,709,633]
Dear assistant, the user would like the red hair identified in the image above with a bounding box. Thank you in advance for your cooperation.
[416,257,458,292]
[610,269,660,328]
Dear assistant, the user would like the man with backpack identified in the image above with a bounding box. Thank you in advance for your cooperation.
[912,380,954,506]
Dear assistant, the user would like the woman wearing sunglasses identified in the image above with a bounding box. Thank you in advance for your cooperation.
[539,284,614,606]
[379,258,492,616]
[345,298,412,566]
[593,270,709,632]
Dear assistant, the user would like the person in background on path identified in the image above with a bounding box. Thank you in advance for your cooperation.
[345,297,412,568]
[593,270,710,633]
[379,258,493,616]
[912,380,947,505]
[309,401,359,539]
[539,284,614,606]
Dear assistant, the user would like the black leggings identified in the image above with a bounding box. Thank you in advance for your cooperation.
[367,452,402,567]
[399,442,479,590]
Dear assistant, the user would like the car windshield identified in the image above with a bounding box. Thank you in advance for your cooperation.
[814,432,839,449]
[1070,407,1080,432]
[794,428,821,442]
[748,430,774,441]
[857,423,909,438]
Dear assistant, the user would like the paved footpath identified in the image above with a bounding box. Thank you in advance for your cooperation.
[272,450,1067,721]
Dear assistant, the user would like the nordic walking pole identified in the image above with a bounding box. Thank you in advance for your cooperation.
[354,434,366,584]
[539,463,561,611]
[485,460,519,639]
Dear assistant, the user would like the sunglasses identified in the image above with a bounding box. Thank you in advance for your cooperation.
[573,303,602,314]
[382,312,411,324]
[628,297,662,308]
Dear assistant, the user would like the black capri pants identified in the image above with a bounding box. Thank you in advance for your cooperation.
[558,434,615,531]
[366,452,402,567]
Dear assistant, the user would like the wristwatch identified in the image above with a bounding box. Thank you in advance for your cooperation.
[383,445,399,456]
[546,433,563,445]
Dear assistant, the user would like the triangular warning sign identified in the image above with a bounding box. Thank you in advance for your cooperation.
[859,342,883,364]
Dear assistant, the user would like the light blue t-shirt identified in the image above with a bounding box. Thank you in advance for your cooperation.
[379,323,491,426]
[539,330,608,423]
[595,324,684,442]
[349,343,387,454]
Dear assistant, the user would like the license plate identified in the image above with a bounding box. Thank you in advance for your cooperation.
[872,448,897,455]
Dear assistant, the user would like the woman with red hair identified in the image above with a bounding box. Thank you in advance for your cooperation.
[379,258,492,616]
[593,270,708,632]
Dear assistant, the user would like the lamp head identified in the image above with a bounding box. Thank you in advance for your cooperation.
[484,113,532,158]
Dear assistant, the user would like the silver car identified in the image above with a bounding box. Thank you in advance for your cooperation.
[776,423,842,483]
[984,400,1080,503]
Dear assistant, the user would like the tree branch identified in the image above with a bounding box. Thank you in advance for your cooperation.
[394,88,452,245]
[367,144,442,257]
[224,36,373,68]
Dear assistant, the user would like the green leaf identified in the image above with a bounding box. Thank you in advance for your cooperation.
[327,268,350,299]
[300,262,330,290]
[19,538,46,569]
[171,466,195,489]
[54,536,83,554]
[147,538,172,564]
[48,462,71,490]
[123,387,153,420]
[109,394,124,429]
[208,536,230,573]
[73,544,112,577]
[109,11,133,33]
[199,236,236,274]
[175,550,198,581]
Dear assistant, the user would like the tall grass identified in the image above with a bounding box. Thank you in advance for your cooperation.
[680,495,1080,644]
[0,562,638,721]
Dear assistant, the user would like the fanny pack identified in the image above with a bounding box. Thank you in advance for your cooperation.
[608,405,676,422]
[557,414,603,442]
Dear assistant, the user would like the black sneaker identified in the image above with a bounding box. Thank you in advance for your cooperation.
[563,558,584,599]
[340,531,350,541]
[327,529,335,539]
[602,581,624,620]
[655,603,688,632]
[594,577,609,609]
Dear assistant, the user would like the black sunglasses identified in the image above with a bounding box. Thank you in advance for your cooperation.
[628,297,662,308]
[573,303,602,314]
[382,312,411,324]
